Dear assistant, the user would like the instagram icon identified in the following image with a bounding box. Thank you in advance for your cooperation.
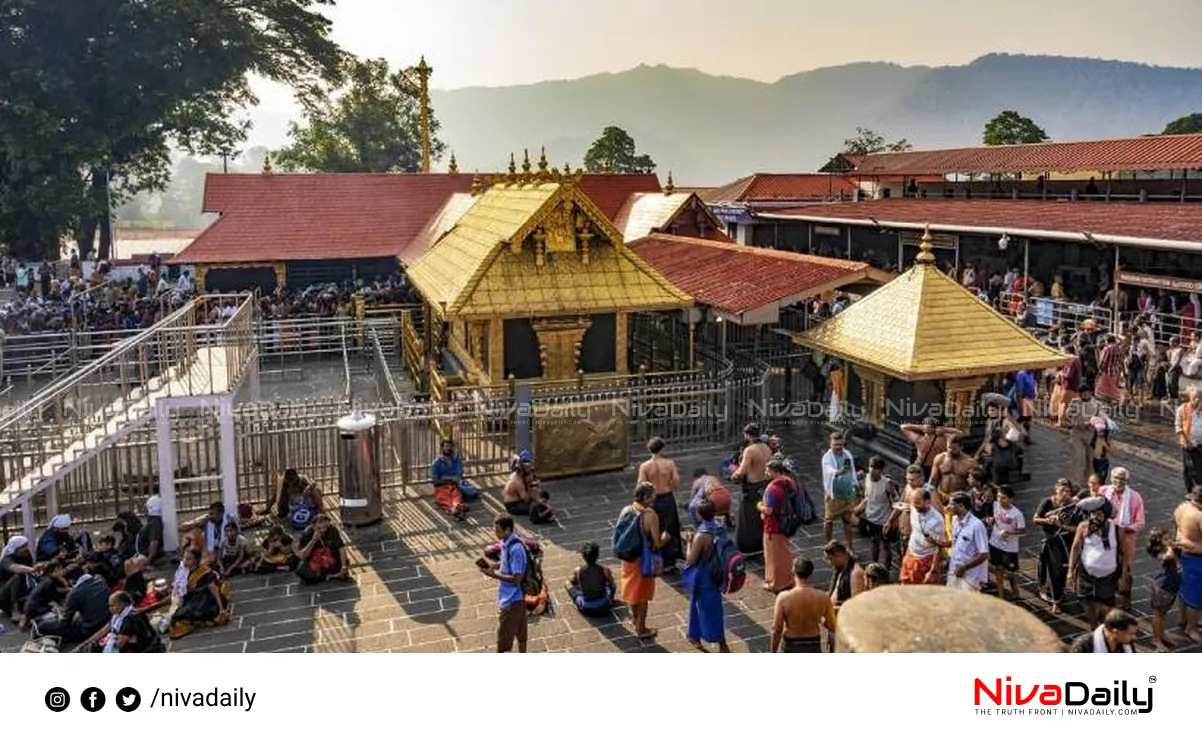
[44,687,70,712]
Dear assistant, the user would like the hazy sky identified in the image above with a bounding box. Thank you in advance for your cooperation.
[250,0,1202,127]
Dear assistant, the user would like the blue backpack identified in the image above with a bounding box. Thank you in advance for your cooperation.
[612,506,643,562]
[289,500,316,530]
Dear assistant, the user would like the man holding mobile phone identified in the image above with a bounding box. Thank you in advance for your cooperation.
[480,515,528,653]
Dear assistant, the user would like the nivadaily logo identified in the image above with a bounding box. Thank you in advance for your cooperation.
[974,677,1154,716]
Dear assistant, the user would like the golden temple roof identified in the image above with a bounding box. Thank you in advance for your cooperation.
[406,180,692,317]
[794,227,1071,381]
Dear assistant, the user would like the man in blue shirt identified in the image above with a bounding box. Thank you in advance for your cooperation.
[1014,369,1037,443]
[429,439,479,500]
[480,515,528,653]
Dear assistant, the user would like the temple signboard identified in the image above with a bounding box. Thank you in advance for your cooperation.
[1117,270,1202,294]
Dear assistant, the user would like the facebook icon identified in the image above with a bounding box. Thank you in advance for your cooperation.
[80,687,106,712]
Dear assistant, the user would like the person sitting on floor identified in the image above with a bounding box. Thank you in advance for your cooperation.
[688,467,733,527]
[35,514,91,564]
[85,535,127,588]
[501,450,555,524]
[0,537,43,629]
[179,501,236,562]
[131,495,165,565]
[429,439,479,501]
[167,547,232,640]
[266,468,323,530]
[296,514,351,585]
[33,567,110,644]
[216,522,254,576]
[97,590,165,653]
[22,562,70,628]
[251,525,298,574]
[110,511,144,561]
[565,541,615,616]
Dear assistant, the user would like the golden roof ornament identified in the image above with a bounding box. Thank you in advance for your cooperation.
[470,170,484,195]
[508,153,517,176]
[521,149,532,174]
[448,152,459,174]
[603,160,613,174]
[664,171,675,195]
[262,153,273,175]
[537,146,549,175]
[915,224,936,266]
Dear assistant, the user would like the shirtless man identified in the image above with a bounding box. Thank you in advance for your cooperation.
[638,437,683,566]
[771,557,837,653]
[502,452,554,523]
[1174,487,1202,645]
[900,418,961,478]
[929,434,976,504]
[732,423,772,555]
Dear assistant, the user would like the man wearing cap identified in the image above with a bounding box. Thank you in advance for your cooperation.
[1101,467,1144,611]
[1174,487,1202,645]
[942,492,990,592]
[1175,387,1202,493]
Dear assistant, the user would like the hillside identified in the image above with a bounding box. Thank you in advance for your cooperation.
[420,53,1202,185]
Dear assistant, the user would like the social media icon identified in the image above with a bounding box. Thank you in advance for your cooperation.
[116,687,141,712]
[44,687,70,712]
[81,687,106,712]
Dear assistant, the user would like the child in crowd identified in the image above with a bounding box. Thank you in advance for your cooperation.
[565,542,615,617]
[1146,528,1181,652]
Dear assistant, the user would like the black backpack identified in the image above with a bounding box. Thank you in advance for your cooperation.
[507,540,543,597]
[774,476,804,537]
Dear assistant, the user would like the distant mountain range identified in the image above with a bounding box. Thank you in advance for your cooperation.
[243,53,1202,186]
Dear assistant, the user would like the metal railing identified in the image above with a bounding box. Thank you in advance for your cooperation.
[0,294,255,517]
[997,291,1113,334]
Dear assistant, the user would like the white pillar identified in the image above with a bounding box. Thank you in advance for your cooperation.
[22,497,35,541]
[155,401,179,552]
[45,484,58,521]
[219,396,238,516]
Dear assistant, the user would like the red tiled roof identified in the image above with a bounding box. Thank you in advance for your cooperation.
[169,173,478,265]
[761,200,1202,246]
[575,173,661,220]
[705,173,859,204]
[854,134,1202,176]
[628,235,887,315]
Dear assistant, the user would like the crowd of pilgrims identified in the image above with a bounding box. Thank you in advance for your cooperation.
[0,250,417,338]
[0,468,350,652]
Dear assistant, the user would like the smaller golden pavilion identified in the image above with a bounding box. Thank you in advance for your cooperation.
[794,225,1069,451]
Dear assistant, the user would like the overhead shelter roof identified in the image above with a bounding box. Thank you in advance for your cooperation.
[167,173,477,265]
[704,173,859,204]
[794,229,1070,381]
[758,199,1202,252]
[629,235,890,325]
[852,133,1202,177]
[405,180,691,318]
[612,191,731,243]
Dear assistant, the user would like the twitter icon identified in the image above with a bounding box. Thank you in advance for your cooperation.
[116,687,141,712]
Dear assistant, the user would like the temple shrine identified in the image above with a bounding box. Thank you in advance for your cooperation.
[793,225,1069,463]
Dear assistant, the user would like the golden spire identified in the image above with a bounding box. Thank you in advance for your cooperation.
[470,170,483,194]
[564,161,571,174]
[915,224,936,265]
[664,171,675,195]
[262,153,273,175]
[603,159,613,174]
[537,146,549,175]
[521,148,532,173]
[508,153,517,176]
[448,152,458,174]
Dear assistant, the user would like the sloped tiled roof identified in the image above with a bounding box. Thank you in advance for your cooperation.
[167,173,476,265]
[575,173,661,220]
[853,133,1202,176]
[760,199,1202,247]
[705,173,859,204]
[795,234,1070,381]
[628,235,889,316]
[400,192,480,266]
[611,191,728,243]
[405,182,691,317]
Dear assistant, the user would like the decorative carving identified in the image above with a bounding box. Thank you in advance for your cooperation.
[943,377,986,429]
[855,366,887,425]
[543,202,577,254]
[531,316,592,380]
[533,400,629,478]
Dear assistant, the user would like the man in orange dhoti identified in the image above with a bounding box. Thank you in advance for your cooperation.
[759,456,797,593]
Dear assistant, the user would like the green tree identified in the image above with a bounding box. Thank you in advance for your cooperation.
[583,126,656,173]
[983,110,1050,146]
[275,57,446,173]
[1162,113,1202,135]
[0,0,342,261]
[841,127,911,156]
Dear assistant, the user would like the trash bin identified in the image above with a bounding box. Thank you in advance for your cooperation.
[337,411,382,527]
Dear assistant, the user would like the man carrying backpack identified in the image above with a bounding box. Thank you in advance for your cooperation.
[480,515,530,653]
[759,456,798,593]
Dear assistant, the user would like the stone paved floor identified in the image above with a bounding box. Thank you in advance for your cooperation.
[4,417,1198,653]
